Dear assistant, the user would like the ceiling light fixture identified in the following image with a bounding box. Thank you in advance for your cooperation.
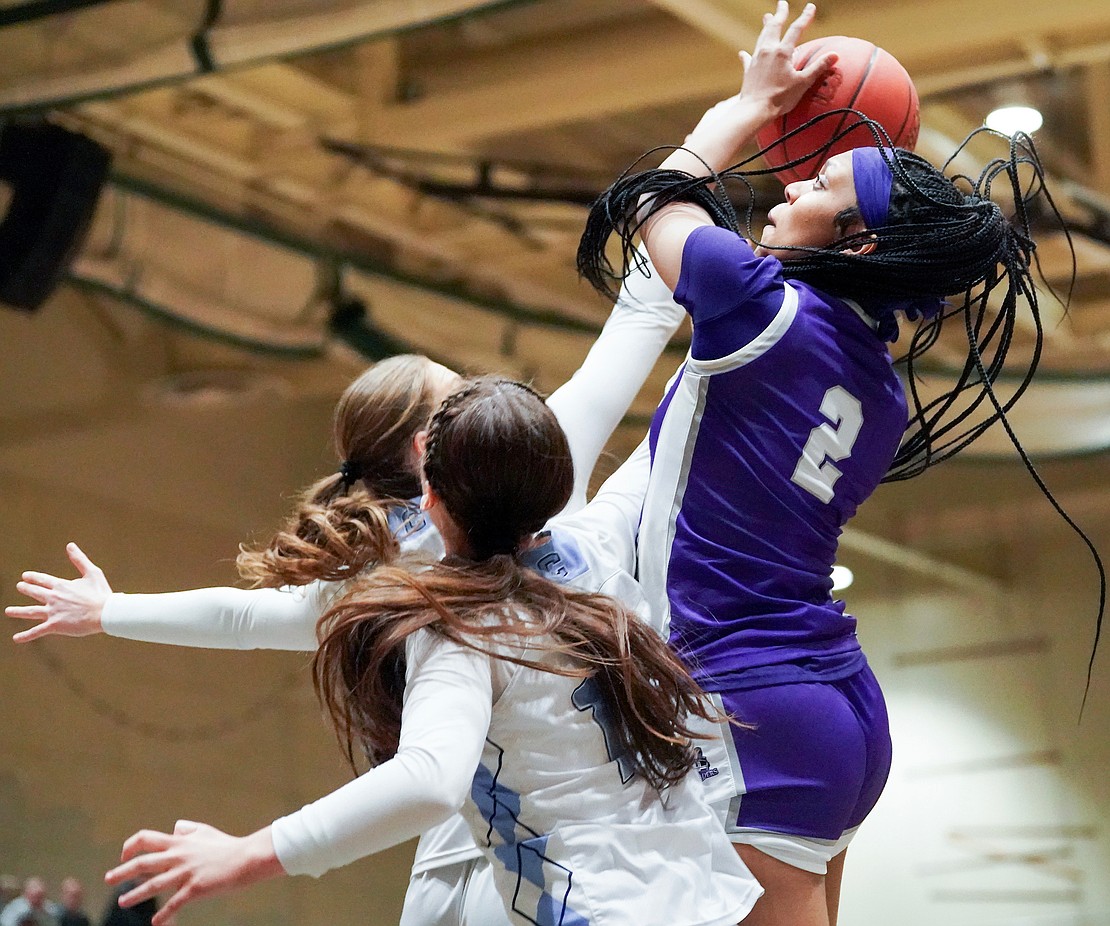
[830,565,854,592]
[985,105,1043,135]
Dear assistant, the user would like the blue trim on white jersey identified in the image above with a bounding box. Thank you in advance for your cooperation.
[471,742,589,926]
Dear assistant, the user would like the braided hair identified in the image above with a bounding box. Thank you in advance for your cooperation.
[422,376,565,560]
[577,112,1103,711]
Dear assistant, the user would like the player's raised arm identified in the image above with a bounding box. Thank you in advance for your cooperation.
[548,246,684,515]
[641,2,835,290]
[576,2,835,295]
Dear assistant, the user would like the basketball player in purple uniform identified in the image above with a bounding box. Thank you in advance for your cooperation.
[578,4,1071,925]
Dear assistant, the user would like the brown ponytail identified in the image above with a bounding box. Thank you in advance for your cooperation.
[237,355,456,587]
[315,556,718,790]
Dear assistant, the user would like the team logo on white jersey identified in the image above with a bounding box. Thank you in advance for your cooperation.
[387,500,430,540]
[694,747,719,781]
[520,532,589,584]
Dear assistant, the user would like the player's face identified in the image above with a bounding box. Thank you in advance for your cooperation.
[754,152,861,260]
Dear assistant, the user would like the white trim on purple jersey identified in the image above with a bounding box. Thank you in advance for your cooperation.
[639,284,799,641]
[640,225,907,692]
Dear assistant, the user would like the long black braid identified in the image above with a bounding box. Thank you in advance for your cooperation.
[577,110,1103,711]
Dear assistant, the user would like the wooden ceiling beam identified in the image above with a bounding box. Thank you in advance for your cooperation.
[72,100,600,323]
[208,0,518,63]
[372,16,738,147]
[645,0,1110,62]
[188,75,310,130]
[375,0,1110,146]
[354,38,401,142]
[642,0,761,51]
[219,62,354,119]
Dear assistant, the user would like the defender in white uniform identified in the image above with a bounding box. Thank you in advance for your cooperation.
[97,443,652,924]
[10,257,685,926]
[97,377,760,924]
[263,614,759,926]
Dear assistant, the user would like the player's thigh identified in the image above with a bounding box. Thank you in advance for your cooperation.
[735,843,829,926]
[399,860,474,926]
[460,857,513,926]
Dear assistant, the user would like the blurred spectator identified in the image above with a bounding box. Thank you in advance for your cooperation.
[54,880,88,926]
[0,878,56,926]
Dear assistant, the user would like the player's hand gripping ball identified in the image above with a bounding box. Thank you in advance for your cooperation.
[755,35,920,184]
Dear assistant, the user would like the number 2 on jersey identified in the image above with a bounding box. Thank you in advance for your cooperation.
[791,386,863,503]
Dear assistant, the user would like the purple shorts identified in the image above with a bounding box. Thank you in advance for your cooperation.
[694,665,892,872]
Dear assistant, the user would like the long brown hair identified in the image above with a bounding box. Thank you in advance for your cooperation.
[313,377,718,791]
[237,355,448,587]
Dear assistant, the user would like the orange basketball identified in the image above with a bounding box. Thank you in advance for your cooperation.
[755,36,920,185]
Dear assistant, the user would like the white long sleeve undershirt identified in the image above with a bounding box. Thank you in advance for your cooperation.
[102,582,342,651]
[271,630,492,877]
[547,246,685,514]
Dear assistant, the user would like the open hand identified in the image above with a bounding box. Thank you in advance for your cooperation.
[106,820,283,926]
[738,2,836,116]
[7,543,111,642]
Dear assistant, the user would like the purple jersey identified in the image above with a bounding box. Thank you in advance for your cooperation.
[640,225,907,691]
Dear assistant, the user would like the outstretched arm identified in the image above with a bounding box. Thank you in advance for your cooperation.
[8,543,331,651]
[104,631,492,924]
[547,247,685,515]
[8,543,111,642]
[641,2,835,290]
[100,582,340,651]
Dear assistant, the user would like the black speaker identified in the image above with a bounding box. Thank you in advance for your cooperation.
[0,121,111,311]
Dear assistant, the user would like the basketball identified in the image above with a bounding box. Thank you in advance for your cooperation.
[755,35,920,185]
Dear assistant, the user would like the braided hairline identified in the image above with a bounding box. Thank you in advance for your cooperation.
[422,377,545,504]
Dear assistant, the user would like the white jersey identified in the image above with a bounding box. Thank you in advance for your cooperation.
[407,439,652,875]
[100,443,654,880]
[270,618,760,926]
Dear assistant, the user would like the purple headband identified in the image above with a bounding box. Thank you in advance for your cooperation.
[851,147,894,230]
